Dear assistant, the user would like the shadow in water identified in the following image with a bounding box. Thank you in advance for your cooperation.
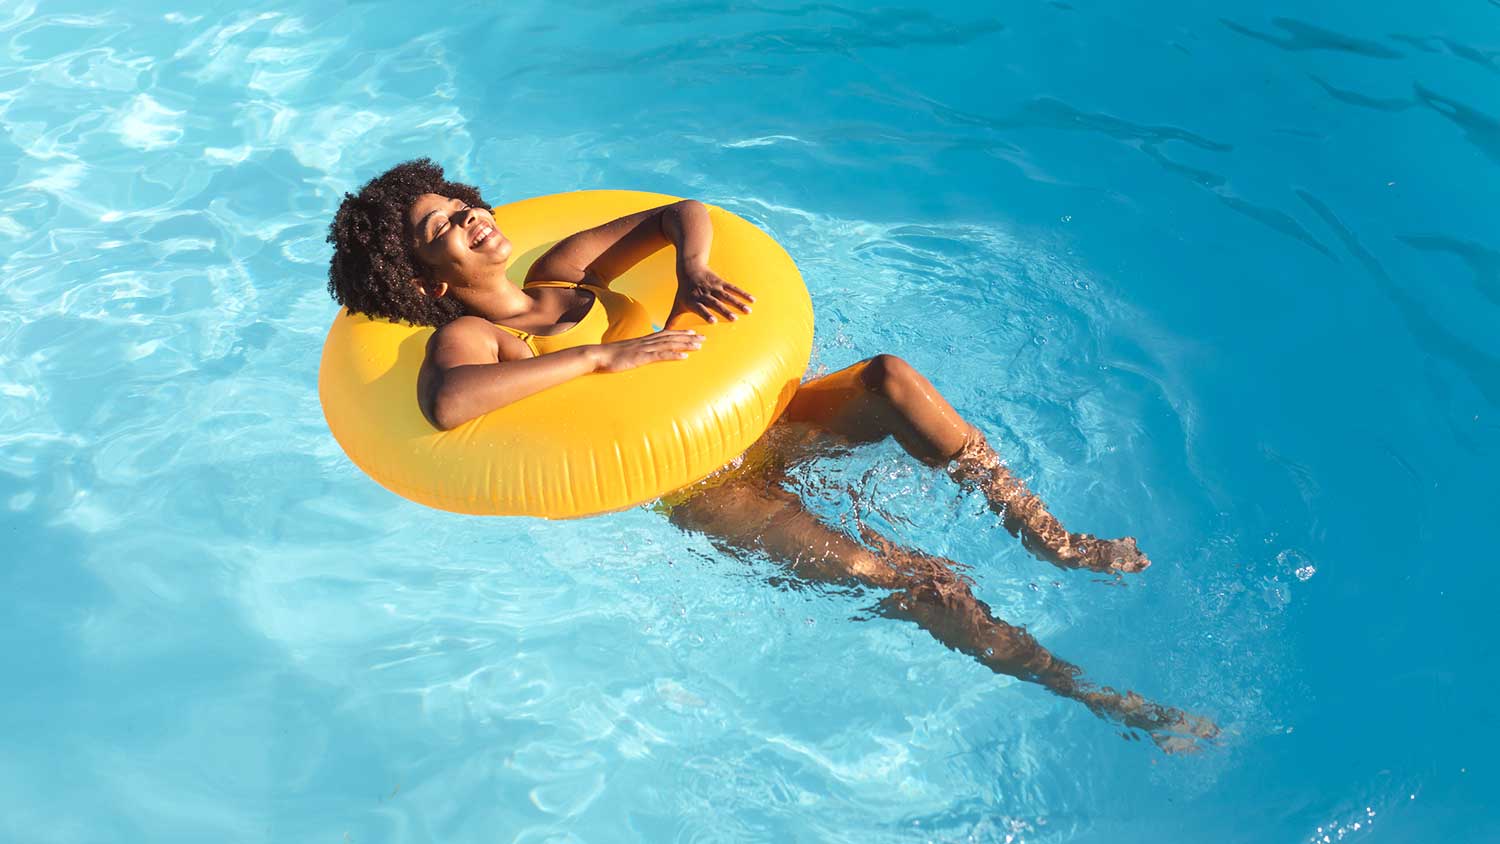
[1296,189,1500,408]
[1220,17,1403,59]
[1308,75,1413,113]
[1414,84,1500,165]
[1399,233,1500,308]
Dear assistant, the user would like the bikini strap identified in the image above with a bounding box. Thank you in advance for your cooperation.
[498,281,576,341]
[501,281,589,353]
[492,322,540,357]
[527,280,609,296]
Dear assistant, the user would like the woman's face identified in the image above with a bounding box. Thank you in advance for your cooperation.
[406,193,513,298]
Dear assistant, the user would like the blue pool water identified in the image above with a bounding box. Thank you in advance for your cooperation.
[3,0,1496,840]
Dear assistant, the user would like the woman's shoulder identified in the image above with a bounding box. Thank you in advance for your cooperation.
[428,315,530,364]
[437,314,499,332]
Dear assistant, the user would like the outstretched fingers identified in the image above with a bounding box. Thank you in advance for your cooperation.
[683,270,755,323]
[594,330,704,372]
[645,329,703,357]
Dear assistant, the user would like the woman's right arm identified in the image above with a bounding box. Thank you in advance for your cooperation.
[417,317,703,430]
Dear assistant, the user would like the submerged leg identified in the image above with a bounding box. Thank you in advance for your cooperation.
[664,478,1216,751]
[947,431,1149,573]
[782,355,1148,573]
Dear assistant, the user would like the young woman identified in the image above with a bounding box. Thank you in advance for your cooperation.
[327,159,1217,751]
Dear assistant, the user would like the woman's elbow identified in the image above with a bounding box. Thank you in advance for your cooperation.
[429,394,473,432]
[419,372,463,431]
[431,388,521,431]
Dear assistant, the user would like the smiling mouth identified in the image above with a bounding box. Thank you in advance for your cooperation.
[471,224,495,248]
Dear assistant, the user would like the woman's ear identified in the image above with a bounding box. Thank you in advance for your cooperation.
[413,277,449,299]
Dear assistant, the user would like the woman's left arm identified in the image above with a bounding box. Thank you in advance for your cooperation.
[525,199,754,323]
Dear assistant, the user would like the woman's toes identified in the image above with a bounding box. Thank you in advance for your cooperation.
[1069,535,1151,573]
[1151,733,1203,755]
[1108,537,1151,573]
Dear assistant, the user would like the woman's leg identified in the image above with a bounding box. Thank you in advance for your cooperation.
[665,477,1216,751]
[782,355,1148,573]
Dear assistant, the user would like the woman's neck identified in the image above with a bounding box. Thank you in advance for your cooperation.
[454,274,539,323]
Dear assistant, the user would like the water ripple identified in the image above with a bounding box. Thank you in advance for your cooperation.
[1308,74,1413,112]
[1414,83,1500,165]
[1399,234,1500,308]
[1389,33,1500,74]
[1216,193,1336,258]
[1220,17,1404,59]
[1297,189,1500,408]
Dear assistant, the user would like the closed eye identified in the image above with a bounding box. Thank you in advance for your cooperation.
[430,204,473,242]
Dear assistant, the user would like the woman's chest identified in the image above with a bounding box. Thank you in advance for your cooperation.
[517,286,597,337]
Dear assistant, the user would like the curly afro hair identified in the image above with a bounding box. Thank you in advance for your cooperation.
[326,158,491,327]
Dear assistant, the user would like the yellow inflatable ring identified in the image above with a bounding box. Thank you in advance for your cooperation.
[318,190,814,518]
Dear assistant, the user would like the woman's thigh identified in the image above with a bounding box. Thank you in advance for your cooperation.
[668,358,974,516]
[780,359,891,444]
[728,361,912,482]
[779,356,974,465]
[663,477,903,587]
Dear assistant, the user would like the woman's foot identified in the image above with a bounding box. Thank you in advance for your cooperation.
[947,431,1151,573]
[1148,716,1221,754]
[1056,534,1151,574]
[1080,688,1221,754]
[1149,709,1222,754]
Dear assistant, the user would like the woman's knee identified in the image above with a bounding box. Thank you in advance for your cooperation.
[856,354,922,401]
[842,550,905,588]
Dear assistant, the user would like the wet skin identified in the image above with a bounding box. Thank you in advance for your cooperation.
[401,192,1217,751]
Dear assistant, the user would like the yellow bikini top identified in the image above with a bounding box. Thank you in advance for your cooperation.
[496,280,657,356]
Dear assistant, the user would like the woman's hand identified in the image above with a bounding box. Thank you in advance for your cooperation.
[589,330,704,373]
[675,258,754,324]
